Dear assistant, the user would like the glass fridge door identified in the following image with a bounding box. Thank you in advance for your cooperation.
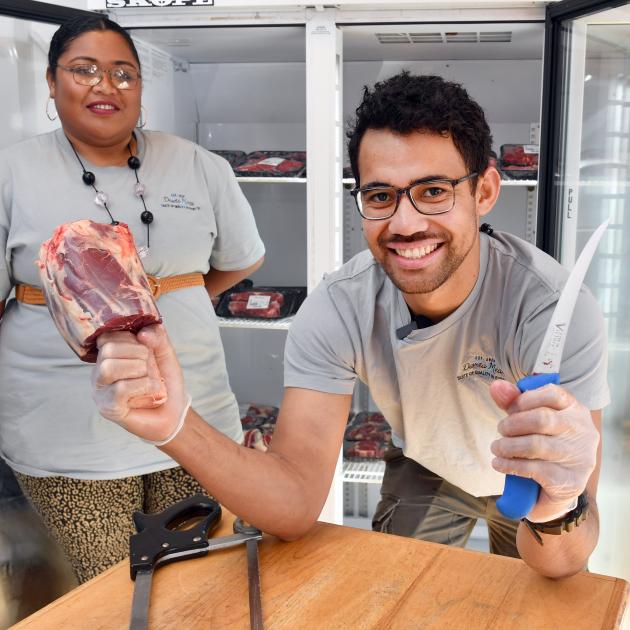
[540,0,630,580]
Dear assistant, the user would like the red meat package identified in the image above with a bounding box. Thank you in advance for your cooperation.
[37,220,161,363]
[343,411,392,460]
[234,151,306,177]
[217,288,301,320]
[499,144,538,180]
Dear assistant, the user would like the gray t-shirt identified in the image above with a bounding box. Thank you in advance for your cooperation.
[0,128,265,478]
[285,231,609,497]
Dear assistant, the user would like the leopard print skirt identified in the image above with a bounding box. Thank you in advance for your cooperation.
[14,466,208,584]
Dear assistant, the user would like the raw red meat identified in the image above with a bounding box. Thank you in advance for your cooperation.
[345,440,386,459]
[37,220,161,363]
[227,291,284,319]
[500,144,538,167]
[230,291,284,305]
[234,151,306,177]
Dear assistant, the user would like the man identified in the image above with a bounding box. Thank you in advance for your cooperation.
[92,72,608,578]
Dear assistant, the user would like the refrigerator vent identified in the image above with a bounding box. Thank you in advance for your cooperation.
[165,39,192,47]
[376,33,411,44]
[409,33,444,43]
[375,31,514,45]
[445,32,478,43]
[480,31,512,43]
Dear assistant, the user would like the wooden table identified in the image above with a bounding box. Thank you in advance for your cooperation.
[13,512,629,629]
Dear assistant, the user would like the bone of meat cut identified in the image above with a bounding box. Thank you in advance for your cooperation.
[37,220,161,363]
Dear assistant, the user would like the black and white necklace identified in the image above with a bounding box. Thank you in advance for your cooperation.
[67,132,154,258]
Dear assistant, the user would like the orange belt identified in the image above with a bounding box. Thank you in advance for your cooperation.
[15,272,205,305]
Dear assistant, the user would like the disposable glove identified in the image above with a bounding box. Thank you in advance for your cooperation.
[489,379,599,523]
[91,325,190,445]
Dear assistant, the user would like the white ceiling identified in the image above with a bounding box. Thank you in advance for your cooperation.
[130,21,547,64]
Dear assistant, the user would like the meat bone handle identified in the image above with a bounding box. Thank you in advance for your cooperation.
[495,373,560,520]
[129,493,222,579]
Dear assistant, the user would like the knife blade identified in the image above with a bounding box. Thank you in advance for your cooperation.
[233,518,264,630]
[496,219,609,520]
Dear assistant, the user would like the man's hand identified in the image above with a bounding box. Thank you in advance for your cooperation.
[489,379,599,522]
[91,325,188,443]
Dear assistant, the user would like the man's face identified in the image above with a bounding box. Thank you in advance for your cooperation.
[358,129,496,313]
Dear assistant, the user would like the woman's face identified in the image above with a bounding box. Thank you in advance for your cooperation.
[47,30,142,149]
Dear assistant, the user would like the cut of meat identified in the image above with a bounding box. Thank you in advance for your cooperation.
[227,291,284,318]
[37,220,161,362]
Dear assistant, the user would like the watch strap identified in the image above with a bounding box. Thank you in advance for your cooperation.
[521,492,589,546]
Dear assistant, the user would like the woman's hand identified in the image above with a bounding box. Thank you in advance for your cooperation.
[91,325,189,443]
[489,379,599,522]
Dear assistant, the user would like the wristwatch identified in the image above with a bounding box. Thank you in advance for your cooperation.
[522,492,589,545]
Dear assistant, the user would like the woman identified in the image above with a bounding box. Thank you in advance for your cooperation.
[0,15,264,583]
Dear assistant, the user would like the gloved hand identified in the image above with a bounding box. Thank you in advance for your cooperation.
[489,379,599,522]
[91,325,190,445]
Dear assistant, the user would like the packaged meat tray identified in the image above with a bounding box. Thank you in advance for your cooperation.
[211,278,253,312]
[216,286,306,320]
[234,151,306,178]
[344,439,387,460]
[499,144,538,180]
[240,403,279,452]
[343,411,392,460]
[211,149,248,168]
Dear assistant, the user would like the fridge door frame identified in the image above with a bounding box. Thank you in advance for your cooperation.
[0,0,99,24]
[537,0,629,259]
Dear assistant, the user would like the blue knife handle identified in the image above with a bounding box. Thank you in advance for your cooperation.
[495,372,560,520]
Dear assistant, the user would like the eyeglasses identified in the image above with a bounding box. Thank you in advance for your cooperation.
[57,64,141,90]
[351,172,478,220]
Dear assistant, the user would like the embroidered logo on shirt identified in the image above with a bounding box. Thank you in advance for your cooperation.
[457,354,505,382]
[160,193,200,211]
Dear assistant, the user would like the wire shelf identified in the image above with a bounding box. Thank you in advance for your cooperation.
[342,459,385,484]
[217,316,293,330]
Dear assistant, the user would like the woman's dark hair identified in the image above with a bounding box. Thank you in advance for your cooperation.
[48,15,141,76]
[347,71,492,188]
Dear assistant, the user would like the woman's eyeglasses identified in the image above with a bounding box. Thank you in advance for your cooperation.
[351,173,478,220]
[57,64,141,90]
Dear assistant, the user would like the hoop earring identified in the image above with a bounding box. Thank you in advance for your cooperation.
[46,97,58,121]
[137,105,147,129]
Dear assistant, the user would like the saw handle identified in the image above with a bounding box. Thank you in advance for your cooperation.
[495,373,560,520]
[129,493,221,579]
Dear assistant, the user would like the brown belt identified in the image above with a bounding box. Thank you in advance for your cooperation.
[15,272,205,305]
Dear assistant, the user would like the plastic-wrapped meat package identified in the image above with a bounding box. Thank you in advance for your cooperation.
[234,151,306,177]
[499,144,538,180]
[37,220,161,363]
[343,411,392,460]
[224,291,289,319]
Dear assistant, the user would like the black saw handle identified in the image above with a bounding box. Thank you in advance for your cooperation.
[129,493,221,579]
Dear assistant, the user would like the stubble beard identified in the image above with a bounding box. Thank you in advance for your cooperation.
[376,229,477,295]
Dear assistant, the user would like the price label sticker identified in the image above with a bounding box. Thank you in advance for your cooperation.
[258,158,285,166]
[247,295,271,309]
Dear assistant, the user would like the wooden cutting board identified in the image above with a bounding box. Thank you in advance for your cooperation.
[12,510,629,629]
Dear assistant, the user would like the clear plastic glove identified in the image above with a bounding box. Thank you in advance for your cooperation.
[489,380,599,523]
[91,325,190,445]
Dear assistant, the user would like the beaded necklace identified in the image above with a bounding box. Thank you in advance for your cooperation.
[67,132,154,258]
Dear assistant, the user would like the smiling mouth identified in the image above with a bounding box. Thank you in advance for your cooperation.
[88,104,118,111]
[393,243,439,259]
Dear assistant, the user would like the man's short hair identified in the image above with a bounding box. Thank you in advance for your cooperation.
[347,71,493,187]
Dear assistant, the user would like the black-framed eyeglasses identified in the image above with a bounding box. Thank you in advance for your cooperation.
[57,64,141,90]
[351,172,478,220]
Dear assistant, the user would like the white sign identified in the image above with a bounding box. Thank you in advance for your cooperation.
[105,0,214,7]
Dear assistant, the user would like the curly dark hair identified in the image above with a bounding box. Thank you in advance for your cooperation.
[347,71,492,188]
[48,15,141,77]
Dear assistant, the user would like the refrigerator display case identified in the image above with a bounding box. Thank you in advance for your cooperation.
[1,0,629,623]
